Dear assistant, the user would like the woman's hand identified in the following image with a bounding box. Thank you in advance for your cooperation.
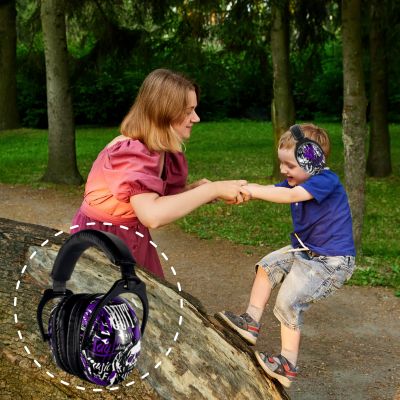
[213,180,250,204]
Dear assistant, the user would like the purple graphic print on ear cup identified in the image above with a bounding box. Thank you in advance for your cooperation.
[295,142,326,175]
[79,297,141,386]
[47,296,141,386]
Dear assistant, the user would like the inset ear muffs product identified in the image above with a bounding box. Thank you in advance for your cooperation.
[290,124,326,175]
[37,229,149,386]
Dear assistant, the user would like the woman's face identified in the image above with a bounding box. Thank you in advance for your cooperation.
[171,90,200,140]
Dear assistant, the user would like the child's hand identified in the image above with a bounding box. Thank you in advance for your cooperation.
[226,190,252,204]
[213,180,248,203]
[223,186,252,205]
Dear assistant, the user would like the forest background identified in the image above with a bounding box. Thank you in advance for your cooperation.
[10,1,400,126]
[0,0,399,294]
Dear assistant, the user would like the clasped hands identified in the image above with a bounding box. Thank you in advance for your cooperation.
[219,180,251,205]
[188,178,252,205]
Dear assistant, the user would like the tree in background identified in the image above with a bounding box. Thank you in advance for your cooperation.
[342,0,368,251]
[270,0,295,179]
[291,0,336,120]
[367,0,391,177]
[0,0,19,130]
[40,0,82,184]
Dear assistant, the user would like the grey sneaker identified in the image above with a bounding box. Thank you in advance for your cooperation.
[255,352,298,388]
[218,311,260,345]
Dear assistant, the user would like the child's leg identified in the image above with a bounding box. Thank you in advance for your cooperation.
[254,306,300,388]
[246,267,272,323]
[218,267,271,345]
[281,323,301,366]
[219,246,294,345]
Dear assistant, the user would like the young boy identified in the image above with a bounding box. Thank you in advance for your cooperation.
[219,123,356,388]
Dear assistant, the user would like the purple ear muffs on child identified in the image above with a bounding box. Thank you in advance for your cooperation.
[290,124,326,175]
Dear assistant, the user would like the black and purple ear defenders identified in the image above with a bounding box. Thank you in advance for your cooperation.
[289,124,326,175]
[37,229,149,386]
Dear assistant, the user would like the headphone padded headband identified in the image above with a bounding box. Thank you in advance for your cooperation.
[51,230,135,285]
[290,125,305,142]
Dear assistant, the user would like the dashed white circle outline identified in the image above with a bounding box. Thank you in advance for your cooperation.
[13,221,185,392]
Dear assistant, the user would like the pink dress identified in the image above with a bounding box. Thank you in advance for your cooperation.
[71,139,188,278]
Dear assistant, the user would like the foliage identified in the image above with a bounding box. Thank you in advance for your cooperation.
[1,122,399,293]
[14,0,400,127]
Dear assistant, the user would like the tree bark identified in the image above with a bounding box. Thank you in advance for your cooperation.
[270,0,295,180]
[341,0,368,252]
[0,218,288,400]
[366,0,392,177]
[0,0,19,131]
[40,0,83,185]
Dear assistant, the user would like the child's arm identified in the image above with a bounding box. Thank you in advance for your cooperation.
[245,183,313,204]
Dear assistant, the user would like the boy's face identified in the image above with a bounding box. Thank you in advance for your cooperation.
[278,147,311,187]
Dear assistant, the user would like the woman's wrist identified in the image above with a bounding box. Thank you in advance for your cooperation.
[210,181,221,198]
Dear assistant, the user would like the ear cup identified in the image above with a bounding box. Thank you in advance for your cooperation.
[54,294,88,375]
[49,295,72,373]
[79,296,141,386]
[290,124,326,175]
[66,293,100,379]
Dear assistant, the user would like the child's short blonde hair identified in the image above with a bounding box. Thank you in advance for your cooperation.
[120,69,199,153]
[278,123,331,158]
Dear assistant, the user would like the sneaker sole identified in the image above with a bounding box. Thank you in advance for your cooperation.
[218,311,257,345]
[255,351,292,388]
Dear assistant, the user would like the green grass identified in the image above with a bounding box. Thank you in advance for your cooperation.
[1,121,399,294]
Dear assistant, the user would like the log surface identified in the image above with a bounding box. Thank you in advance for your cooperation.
[0,218,289,400]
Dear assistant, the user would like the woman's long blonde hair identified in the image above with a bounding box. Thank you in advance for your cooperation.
[120,69,199,153]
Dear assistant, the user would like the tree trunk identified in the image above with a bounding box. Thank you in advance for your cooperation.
[270,0,295,180]
[366,0,392,177]
[0,0,19,131]
[341,0,368,252]
[0,218,288,400]
[40,0,83,185]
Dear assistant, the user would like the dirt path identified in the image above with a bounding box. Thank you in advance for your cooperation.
[0,183,399,400]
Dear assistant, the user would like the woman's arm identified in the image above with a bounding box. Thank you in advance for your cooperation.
[131,180,248,229]
[183,178,212,191]
[245,183,313,203]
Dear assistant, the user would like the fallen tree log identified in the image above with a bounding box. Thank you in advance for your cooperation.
[0,218,289,400]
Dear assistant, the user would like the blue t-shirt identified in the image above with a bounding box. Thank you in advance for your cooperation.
[276,169,356,256]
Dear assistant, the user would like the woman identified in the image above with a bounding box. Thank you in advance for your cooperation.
[71,69,248,278]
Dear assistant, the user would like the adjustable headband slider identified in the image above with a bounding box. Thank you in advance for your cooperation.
[117,260,136,279]
[52,280,67,294]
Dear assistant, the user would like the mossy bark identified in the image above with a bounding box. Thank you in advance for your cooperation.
[270,0,295,180]
[40,0,83,185]
[342,0,368,252]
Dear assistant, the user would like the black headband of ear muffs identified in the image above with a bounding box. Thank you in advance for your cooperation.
[289,124,305,142]
[50,229,136,292]
[37,229,148,341]
[289,124,326,175]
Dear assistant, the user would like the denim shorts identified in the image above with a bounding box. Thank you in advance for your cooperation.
[256,245,355,330]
